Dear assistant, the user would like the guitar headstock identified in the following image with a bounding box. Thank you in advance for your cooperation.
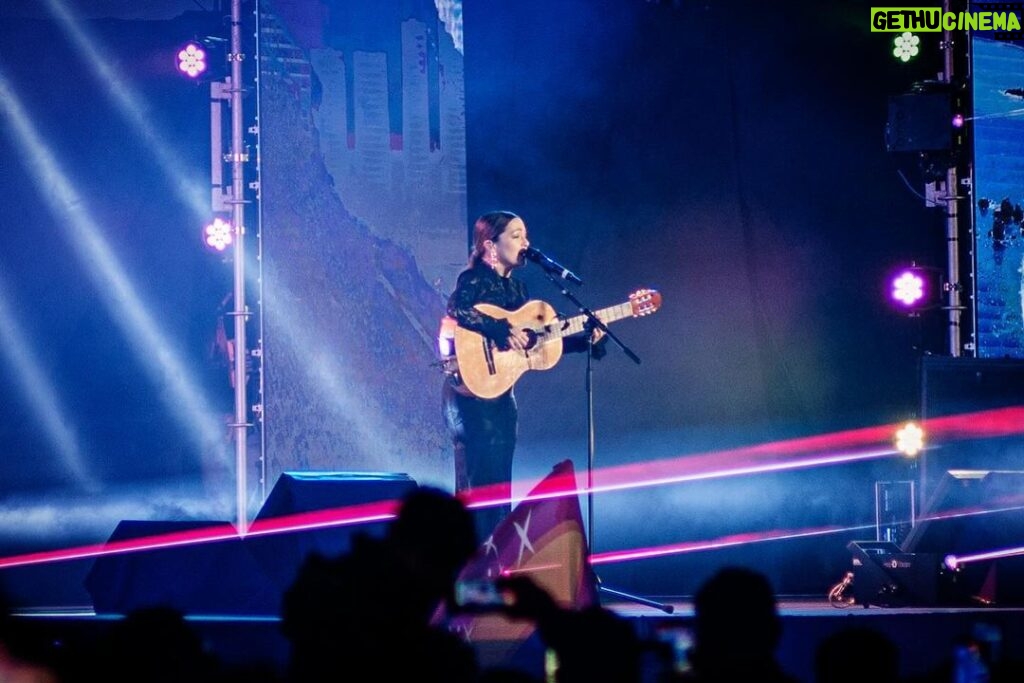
[628,288,662,317]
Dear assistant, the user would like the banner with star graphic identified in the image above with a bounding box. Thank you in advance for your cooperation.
[448,459,597,648]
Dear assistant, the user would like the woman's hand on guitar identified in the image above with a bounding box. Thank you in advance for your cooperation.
[507,327,531,351]
[590,327,606,345]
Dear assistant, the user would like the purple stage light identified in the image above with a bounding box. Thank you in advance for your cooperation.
[204,217,232,252]
[891,270,925,306]
[177,42,207,79]
[952,113,965,128]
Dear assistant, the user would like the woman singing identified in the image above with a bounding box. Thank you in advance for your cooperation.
[442,211,603,539]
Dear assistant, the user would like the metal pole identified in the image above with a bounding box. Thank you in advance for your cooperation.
[941,0,962,357]
[229,0,249,534]
[586,338,595,555]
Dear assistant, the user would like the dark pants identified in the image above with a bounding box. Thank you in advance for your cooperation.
[442,382,517,542]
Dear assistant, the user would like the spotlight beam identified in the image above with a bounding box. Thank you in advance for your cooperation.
[42,0,209,222]
[0,275,97,490]
[0,68,224,457]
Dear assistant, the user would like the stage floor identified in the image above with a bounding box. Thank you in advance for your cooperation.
[10,598,1024,682]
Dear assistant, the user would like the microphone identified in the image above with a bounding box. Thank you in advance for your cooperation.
[522,246,583,285]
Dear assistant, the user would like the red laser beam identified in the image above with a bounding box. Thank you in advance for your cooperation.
[461,406,1024,509]
[0,500,400,570]
[591,500,1024,567]
[2,406,1022,570]
[590,522,876,565]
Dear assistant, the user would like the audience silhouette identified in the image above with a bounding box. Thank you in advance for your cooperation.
[0,586,60,683]
[496,575,642,683]
[815,627,899,683]
[680,566,796,683]
[94,606,218,683]
[7,499,1024,682]
[281,486,479,682]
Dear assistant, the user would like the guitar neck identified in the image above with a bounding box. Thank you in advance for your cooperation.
[551,301,633,339]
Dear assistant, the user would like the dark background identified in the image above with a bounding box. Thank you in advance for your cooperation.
[460,0,958,594]
[465,0,949,444]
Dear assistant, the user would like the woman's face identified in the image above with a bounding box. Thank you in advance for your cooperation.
[487,217,530,274]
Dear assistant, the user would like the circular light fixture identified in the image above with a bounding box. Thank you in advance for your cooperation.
[177,42,207,79]
[204,217,233,252]
[895,421,925,457]
[891,270,925,307]
[893,32,920,63]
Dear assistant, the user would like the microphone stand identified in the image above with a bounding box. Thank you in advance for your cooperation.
[542,272,673,614]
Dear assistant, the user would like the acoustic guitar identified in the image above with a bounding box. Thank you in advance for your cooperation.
[447,289,661,399]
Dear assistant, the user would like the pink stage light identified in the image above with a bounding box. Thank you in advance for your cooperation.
[177,42,207,79]
[888,265,942,313]
[204,217,233,252]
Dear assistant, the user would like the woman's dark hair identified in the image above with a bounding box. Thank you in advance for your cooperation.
[468,211,519,267]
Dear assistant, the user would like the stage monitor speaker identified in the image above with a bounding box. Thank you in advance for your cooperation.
[847,541,940,607]
[84,520,275,615]
[246,471,417,594]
